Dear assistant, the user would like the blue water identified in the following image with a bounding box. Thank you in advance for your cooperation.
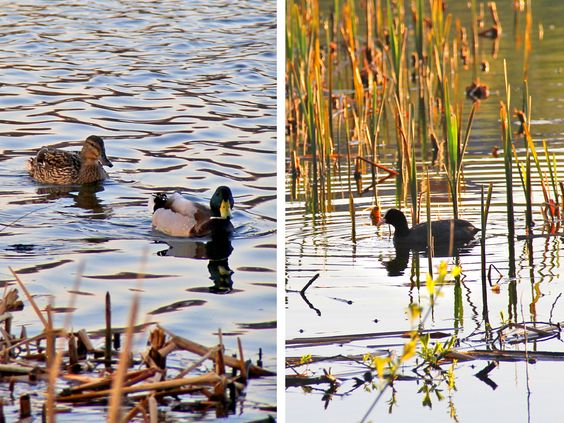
[0,0,276,420]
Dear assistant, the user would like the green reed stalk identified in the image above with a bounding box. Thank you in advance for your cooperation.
[442,77,476,219]
[523,81,533,232]
[543,141,559,209]
[501,60,515,241]
[501,60,517,278]
[371,87,384,204]
[413,0,429,157]
[480,183,493,324]
[344,99,357,242]
[333,0,340,31]
[414,0,424,59]
[386,0,405,100]
[454,274,463,329]
[443,82,459,217]
[426,169,433,278]
[525,131,533,233]
[409,106,418,224]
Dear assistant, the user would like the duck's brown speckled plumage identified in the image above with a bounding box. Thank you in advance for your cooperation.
[27,135,113,184]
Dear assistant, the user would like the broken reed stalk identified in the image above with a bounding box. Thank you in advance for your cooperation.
[237,337,247,381]
[59,374,224,403]
[148,395,158,423]
[46,351,64,423]
[19,394,31,419]
[216,329,226,377]
[105,291,112,369]
[46,303,55,368]
[107,254,145,422]
[9,268,48,329]
[66,368,158,395]
[158,326,274,378]
[175,346,220,380]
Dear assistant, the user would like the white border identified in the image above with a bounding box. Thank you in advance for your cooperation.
[276,0,286,420]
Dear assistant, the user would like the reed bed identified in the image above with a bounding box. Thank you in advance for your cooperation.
[286,0,560,238]
[0,269,274,421]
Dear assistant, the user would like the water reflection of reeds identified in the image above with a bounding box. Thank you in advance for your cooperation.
[287,0,564,420]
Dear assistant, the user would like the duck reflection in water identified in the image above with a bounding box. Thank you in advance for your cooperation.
[378,209,479,276]
[157,233,235,294]
[383,243,476,276]
[35,183,108,219]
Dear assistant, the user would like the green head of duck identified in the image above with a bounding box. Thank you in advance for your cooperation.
[211,186,234,219]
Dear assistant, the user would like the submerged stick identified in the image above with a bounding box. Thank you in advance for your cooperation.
[300,273,320,295]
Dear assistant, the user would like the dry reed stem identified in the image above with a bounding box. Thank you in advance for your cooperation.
[237,337,247,381]
[122,397,147,422]
[9,268,48,329]
[58,373,223,403]
[107,291,139,421]
[107,255,145,422]
[68,369,157,394]
[148,394,158,423]
[175,345,220,380]
[159,325,274,377]
[63,261,83,331]
[45,351,63,423]
[0,332,53,357]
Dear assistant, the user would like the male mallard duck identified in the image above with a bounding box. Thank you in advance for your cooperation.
[150,186,234,237]
[26,135,113,184]
[378,208,479,248]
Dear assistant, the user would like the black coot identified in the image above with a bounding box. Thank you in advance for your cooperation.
[378,208,479,248]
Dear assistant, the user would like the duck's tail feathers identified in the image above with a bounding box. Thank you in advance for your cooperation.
[25,158,34,173]
[149,193,169,213]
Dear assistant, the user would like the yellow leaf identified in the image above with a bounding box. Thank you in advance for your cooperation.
[401,337,418,362]
[373,356,387,379]
[438,261,447,277]
[426,273,435,297]
[408,303,421,321]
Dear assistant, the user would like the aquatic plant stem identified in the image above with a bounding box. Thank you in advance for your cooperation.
[480,183,493,324]
[426,169,433,277]
[501,60,516,277]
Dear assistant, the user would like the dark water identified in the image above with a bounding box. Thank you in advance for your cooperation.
[287,2,564,422]
[0,0,276,420]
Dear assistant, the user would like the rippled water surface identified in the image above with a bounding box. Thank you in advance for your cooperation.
[287,2,564,422]
[0,1,276,420]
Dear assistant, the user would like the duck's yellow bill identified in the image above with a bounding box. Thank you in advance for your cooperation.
[220,200,232,218]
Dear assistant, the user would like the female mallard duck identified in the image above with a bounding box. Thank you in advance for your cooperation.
[26,135,113,184]
[150,186,234,237]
